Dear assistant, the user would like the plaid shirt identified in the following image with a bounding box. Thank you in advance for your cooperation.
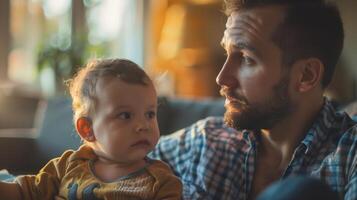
[151,99,357,200]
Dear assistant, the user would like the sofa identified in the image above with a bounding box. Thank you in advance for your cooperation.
[0,96,225,175]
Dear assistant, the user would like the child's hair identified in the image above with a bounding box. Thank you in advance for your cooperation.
[68,58,152,123]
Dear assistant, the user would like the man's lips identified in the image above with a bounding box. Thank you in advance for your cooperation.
[225,95,244,104]
[131,140,151,147]
[220,88,242,102]
[225,98,241,109]
[220,88,247,107]
[225,95,237,102]
[224,95,248,112]
[225,96,233,105]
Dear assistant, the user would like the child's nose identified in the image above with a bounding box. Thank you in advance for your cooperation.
[135,120,150,133]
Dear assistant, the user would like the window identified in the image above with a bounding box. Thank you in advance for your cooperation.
[4,0,145,96]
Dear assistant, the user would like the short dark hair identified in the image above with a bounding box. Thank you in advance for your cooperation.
[224,0,344,88]
[68,58,152,122]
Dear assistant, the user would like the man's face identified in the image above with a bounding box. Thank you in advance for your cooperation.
[217,6,295,130]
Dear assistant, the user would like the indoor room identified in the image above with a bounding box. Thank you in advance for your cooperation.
[0,0,356,199]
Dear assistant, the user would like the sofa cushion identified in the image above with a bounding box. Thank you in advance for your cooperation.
[157,97,225,135]
[10,96,224,174]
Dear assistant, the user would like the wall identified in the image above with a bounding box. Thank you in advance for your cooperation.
[327,0,357,104]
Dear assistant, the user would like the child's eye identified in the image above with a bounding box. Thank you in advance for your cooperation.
[145,111,156,119]
[118,112,131,119]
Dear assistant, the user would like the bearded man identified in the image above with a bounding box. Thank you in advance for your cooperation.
[151,0,357,199]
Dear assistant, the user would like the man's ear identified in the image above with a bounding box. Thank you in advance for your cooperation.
[296,58,324,92]
[76,117,95,142]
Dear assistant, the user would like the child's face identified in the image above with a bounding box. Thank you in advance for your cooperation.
[90,77,159,164]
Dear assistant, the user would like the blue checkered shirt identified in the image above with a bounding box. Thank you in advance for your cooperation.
[150,100,357,200]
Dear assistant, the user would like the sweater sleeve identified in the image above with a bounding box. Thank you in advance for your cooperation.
[15,150,74,200]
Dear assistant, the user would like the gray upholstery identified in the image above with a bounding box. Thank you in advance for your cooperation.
[157,97,225,135]
[0,96,225,174]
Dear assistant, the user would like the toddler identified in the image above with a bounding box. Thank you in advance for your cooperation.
[0,58,182,199]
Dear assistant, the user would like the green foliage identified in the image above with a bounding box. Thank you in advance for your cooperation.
[36,34,107,81]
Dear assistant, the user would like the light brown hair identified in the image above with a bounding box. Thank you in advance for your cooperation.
[67,58,152,123]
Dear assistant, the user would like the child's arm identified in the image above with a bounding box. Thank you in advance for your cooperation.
[154,176,183,200]
[0,181,22,200]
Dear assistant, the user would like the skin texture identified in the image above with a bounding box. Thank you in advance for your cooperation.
[79,77,160,182]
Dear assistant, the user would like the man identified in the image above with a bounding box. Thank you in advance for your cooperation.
[151,0,357,199]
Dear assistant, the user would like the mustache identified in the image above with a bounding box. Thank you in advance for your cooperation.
[219,87,248,105]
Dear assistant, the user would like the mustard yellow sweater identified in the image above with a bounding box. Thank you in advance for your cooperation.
[16,145,182,200]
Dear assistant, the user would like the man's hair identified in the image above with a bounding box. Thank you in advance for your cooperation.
[224,0,344,88]
[68,58,151,123]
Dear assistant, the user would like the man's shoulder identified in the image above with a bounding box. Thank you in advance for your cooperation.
[330,109,357,139]
[335,122,357,145]
[310,100,357,146]
[322,115,357,166]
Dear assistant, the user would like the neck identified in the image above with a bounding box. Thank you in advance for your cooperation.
[259,97,324,168]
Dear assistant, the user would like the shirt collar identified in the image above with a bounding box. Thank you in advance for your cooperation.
[300,98,342,155]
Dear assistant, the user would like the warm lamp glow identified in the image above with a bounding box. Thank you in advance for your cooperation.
[158,4,186,60]
[187,0,220,5]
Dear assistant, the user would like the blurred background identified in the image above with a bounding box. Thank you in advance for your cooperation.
[0,0,356,137]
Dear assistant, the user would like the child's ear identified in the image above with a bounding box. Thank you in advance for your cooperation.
[76,117,95,142]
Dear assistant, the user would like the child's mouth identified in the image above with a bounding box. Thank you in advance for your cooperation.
[131,140,151,147]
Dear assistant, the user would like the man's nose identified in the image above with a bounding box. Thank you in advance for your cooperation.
[216,58,239,88]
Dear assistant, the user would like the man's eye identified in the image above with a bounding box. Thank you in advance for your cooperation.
[242,56,255,66]
[118,112,131,119]
[146,111,156,119]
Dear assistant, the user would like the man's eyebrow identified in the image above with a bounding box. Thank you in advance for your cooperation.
[221,39,259,55]
[220,39,261,56]
[235,42,259,55]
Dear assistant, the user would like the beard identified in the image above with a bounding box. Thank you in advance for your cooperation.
[221,74,295,130]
